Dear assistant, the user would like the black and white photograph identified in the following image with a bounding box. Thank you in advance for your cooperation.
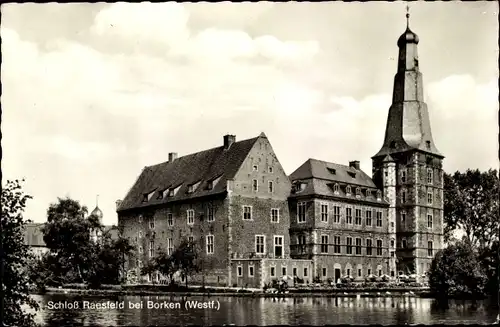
[1,1,499,326]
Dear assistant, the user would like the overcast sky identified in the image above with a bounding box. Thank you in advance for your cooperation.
[2,2,498,225]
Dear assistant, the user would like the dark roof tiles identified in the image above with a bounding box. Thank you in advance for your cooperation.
[118,135,260,212]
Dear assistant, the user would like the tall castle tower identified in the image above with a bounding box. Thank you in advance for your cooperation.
[372,8,444,277]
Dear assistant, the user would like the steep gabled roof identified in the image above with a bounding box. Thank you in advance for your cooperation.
[289,159,376,188]
[118,135,260,212]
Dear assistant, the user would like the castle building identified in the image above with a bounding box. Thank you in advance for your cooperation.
[371,12,444,277]
[117,15,443,287]
[288,159,394,282]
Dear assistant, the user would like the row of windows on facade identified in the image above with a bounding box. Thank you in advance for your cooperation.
[137,206,281,228]
[235,265,390,280]
[400,189,437,205]
[400,212,436,229]
[296,182,383,200]
[138,235,216,258]
[294,235,433,257]
[397,167,436,184]
[142,175,224,202]
[297,203,385,226]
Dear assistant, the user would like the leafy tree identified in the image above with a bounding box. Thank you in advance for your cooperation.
[478,240,499,299]
[172,239,202,287]
[42,197,100,283]
[1,180,39,327]
[87,231,135,287]
[429,239,488,299]
[443,169,499,247]
[141,250,177,285]
[142,238,201,287]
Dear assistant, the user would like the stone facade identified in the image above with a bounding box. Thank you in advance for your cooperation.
[288,196,393,281]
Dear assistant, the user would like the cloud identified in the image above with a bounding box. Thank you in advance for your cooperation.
[90,3,319,62]
[1,3,496,227]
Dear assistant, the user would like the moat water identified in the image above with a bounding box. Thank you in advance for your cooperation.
[30,293,498,326]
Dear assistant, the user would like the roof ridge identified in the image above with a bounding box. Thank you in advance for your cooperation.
[147,135,260,169]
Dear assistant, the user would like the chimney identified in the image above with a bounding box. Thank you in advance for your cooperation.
[115,199,122,210]
[168,152,178,162]
[223,134,236,150]
[349,160,360,170]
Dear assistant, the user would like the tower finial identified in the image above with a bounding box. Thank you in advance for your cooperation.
[96,194,99,207]
[406,4,410,29]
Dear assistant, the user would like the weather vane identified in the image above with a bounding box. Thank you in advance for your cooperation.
[406,3,410,28]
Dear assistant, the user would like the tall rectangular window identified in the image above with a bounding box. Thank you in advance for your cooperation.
[187,210,194,225]
[252,179,258,192]
[427,168,433,184]
[427,191,433,205]
[167,238,173,255]
[271,208,280,223]
[355,238,362,255]
[428,241,433,257]
[274,236,283,258]
[149,241,154,257]
[268,181,274,193]
[376,239,383,256]
[243,206,252,220]
[401,211,406,223]
[249,266,255,277]
[346,207,352,224]
[149,217,155,229]
[321,204,328,222]
[333,206,341,223]
[401,169,406,183]
[207,207,215,222]
[427,214,433,228]
[366,239,372,256]
[376,211,383,227]
[346,237,353,255]
[255,235,265,254]
[297,202,307,223]
[402,190,407,203]
[167,213,173,227]
[321,235,328,253]
[206,235,214,254]
[334,236,341,254]
[355,209,362,225]
[270,267,275,277]
[366,210,372,226]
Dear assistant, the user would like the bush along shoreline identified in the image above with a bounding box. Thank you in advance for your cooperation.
[31,282,432,298]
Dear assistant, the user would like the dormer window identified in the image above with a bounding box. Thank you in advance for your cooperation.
[346,185,352,195]
[355,187,361,197]
[333,183,340,193]
[157,191,164,200]
[376,190,382,200]
[187,181,200,194]
[426,140,431,149]
[294,182,306,193]
[348,172,356,179]
[327,168,336,175]
[143,190,156,202]
[207,175,222,190]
